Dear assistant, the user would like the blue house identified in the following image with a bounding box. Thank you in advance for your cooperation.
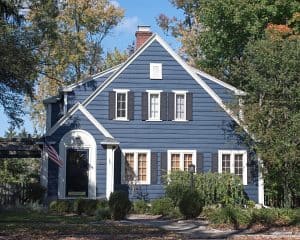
[41,26,264,204]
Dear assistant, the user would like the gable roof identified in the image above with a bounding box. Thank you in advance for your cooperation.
[191,67,246,96]
[45,32,247,136]
[46,102,114,139]
[62,64,122,92]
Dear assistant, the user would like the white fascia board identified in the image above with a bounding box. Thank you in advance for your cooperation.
[82,34,156,107]
[191,67,247,96]
[62,64,123,92]
[46,102,114,139]
[154,35,247,131]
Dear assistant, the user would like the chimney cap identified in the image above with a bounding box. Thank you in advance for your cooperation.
[137,25,151,32]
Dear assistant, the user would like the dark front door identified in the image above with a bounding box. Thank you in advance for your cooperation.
[66,149,89,197]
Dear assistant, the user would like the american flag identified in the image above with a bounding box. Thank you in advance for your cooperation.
[44,142,63,167]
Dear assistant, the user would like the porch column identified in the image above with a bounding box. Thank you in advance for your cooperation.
[106,145,115,199]
[258,156,264,205]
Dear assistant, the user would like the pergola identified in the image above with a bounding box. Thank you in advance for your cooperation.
[0,138,42,158]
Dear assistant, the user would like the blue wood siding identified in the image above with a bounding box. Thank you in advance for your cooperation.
[200,74,236,104]
[67,70,116,109]
[47,110,108,198]
[81,40,258,201]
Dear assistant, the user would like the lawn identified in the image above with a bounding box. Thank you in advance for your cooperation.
[0,210,184,240]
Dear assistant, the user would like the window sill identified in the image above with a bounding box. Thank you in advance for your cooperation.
[114,118,129,121]
[172,119,189,122]
[146,119,163,122]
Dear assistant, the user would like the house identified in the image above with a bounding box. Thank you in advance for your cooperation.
[41,26,264,204]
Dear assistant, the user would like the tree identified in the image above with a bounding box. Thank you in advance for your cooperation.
[0,0,39,127]
[231,26,300,207]
[27,0,124,131]
[158,0,300,79]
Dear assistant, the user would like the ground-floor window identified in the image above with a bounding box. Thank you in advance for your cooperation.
[167,150,196,172]
[122,149,151,185]
[218,150,247,185]
[66,149,89,197]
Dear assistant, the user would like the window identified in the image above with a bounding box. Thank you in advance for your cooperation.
[218,150,247,185]
[147,90,161,121]
[122,150,151,184]
[114,89,129,120]
[173,91,187,121]
[150,63,162,79]
[167,150,196,172]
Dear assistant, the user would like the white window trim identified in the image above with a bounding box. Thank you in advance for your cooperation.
[173,90,188,121]
[167,150,196,172]
[114,89,129,121]
[150,63,162,79]
[121,149,151,185]
[218,150,247,185]
[146,90,162,121]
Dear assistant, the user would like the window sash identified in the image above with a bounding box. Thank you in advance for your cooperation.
[168,150,196,172]
[218,150,247,185]
[122,150,150,184]
[115,92,127,119]
[175,94,186,120]
[148,93,160,120]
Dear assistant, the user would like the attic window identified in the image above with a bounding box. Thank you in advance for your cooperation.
[150,63,162,79]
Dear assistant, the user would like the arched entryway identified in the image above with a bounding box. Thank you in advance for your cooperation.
[58,130,96,199]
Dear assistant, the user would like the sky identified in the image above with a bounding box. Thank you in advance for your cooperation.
[0,0,183,137]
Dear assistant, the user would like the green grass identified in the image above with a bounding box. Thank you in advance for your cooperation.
[0,210,181,239]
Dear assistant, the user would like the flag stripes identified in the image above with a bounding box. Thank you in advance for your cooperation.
[45,143,63,167]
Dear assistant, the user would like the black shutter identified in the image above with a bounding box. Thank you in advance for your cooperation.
[211,153,218,172]
[127,91,134,120]
[141,92,148,121]
[168,92,174,121]
[109,91,116,120]
[151,152,158,184]
[160,92,168,121]
[196,152,204,173]
[247,153,252,184]
[160,152,168,184]
[186,92,193,120]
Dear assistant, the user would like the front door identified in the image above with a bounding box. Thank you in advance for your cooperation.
[66,149,89,197]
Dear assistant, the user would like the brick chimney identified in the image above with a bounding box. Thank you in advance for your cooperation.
[135,25,152,50]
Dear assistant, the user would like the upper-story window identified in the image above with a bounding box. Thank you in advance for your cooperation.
[147,90,162,121]
[114,89,129,120]
[150,63,162,79]
[218,150,247,185]
[173,91,187,121]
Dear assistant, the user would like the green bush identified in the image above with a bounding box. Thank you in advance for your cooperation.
[246,200,256,208]
[165,171,246,207]
[179,190,203,219]
[49,200,72,214]
[133,200,150,214]
[150,197,174,216]
[108,191,131,220]
[73,199,99,215]
[205,205,251,228]
[95,207,111,220]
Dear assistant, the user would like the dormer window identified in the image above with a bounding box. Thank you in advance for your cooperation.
[150,63,162,79]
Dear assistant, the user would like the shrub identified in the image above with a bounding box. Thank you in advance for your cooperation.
[251,208,279,225]
[73,199,99,215]
[165,171,246,207]
[150,197,174,216]
[97,199,108,209]
[179,190,203,219]
[49,200,72,214]
[133,200,150,214]
[246,200,256,208]
[205,205,251,228]
[108,191,131,220]
[95,207,111,220]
